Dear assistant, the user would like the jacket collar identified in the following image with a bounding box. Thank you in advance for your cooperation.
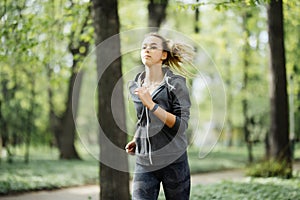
[137,66,176,91]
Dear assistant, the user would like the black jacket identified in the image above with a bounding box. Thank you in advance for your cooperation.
[129,67,191,166]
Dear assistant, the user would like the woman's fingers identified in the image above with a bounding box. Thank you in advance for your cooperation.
[125,141,136,155]
[134,87,153,108]
[134,87,147,95]
[126,147,135,155]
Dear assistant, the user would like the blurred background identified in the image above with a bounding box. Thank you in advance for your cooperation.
[0,0,299,198]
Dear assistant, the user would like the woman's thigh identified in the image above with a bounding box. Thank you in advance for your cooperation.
[162,159,190,200]
[132,164,161,200]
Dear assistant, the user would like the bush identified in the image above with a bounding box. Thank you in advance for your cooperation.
[246,159,292,178]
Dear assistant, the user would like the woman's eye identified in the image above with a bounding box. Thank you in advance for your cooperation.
[141,46,158,50]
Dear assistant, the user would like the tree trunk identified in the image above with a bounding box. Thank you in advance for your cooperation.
[194,0,200,33]
[242,11,253,163]
[57,64,83,159]
[25,72,36,163]
[267,0,292,169]
[148,0,168,30]
[47,3,92,159]
[0,68,18,163]
[224,58,233,147]
[92,0,130,199]
[0,99,3,163]
[48,66,81,159]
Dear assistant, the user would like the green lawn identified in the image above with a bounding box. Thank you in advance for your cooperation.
[0,143,299,195]
[187,144,264,174]
[189,175,300,200]
[158,175,300,200]
[0,158,98,194]
[0,146,98,195]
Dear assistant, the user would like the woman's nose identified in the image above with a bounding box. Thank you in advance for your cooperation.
[144,47,150,52]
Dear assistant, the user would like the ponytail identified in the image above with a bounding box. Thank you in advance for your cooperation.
[146,32,195,77]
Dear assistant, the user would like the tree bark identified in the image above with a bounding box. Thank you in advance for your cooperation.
[25,72,36,163]
[224,58,233,147]
[0,99,3,163]
[242,11,253,163]
[92,0,130,199]
[48,64,82,160]
[57,63,83,159]
[148,0,168,30]
[194,0,200,33]
[267,0,292,168]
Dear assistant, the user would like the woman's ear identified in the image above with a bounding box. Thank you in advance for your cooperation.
[161,51,167,60]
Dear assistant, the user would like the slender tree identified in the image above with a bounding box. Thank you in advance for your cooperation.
[241,11,253,163]
[92,0,130,199]
[48,0,92,159]
[148,0,168,29]
[194,0,200,33]
[267,0,292,173]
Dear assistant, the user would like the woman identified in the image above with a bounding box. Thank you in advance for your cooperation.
[125,32,194,200]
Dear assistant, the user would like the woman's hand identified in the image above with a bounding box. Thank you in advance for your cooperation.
[134,87,155,110]
[125,140,136,155]
[134,87,176,128]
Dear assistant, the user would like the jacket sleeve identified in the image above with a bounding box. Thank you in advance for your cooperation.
[168,76,191,135]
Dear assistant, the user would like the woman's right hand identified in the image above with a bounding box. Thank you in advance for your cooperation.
[125,140,136,155]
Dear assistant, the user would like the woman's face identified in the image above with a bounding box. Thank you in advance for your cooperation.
[141,36,167,67]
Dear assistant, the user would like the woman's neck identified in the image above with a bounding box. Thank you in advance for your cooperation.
[144,64,164,84]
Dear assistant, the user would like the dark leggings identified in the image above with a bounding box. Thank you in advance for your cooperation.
[132,159,190,200]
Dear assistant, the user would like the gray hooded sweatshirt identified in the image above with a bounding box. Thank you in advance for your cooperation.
[129,67,191,166]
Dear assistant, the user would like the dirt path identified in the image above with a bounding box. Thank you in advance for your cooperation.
[0,185,100,200]
[191,169,245,185]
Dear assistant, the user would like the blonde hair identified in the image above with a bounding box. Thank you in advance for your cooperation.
[145,32,195,76]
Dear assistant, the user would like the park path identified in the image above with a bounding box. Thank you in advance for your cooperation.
[1,162,300,200]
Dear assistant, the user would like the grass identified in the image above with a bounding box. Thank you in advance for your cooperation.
[158,144,300,200]
[158,171,300,200]
[187,144,264,174]
[0,146,98,195]
[0,159,98,194]
[189,174,300,200]
[0,143,299,196]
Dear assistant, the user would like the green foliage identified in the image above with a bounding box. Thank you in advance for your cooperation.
[0,146,98,195]
[284,0,300,140]
[246,159,293,178]
[172,0,300,149]
[0,159,98,194]
[176,0,265,12]
[189,176,300,200]
[119,0,148,30]
[0,0,300,166]
[188,145,264,174]
[0,0,93,158]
